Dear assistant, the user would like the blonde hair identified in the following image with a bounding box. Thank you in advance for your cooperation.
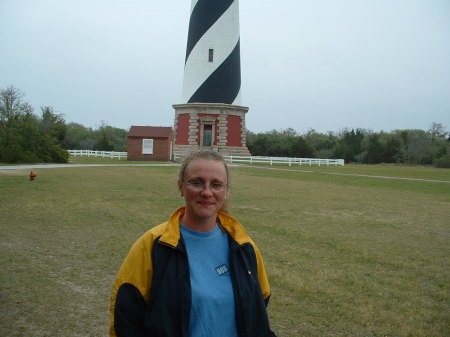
[178,149,230,213]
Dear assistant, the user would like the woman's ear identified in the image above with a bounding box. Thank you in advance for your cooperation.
[178,181,184,196]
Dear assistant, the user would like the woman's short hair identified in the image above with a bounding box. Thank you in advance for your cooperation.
[178,149,230,212]
[178,149,229,183]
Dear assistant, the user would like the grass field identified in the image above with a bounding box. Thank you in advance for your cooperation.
[1,159,449,337]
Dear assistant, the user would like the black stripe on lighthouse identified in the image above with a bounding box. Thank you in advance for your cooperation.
[188,40,241,104]
[185,0,234,63]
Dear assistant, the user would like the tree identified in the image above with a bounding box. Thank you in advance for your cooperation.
[399,129,435,164]
[62,122,96,149]
[284,134,313,158]
[304,129,338,158]
[429,122,447,141]
[382,133,402,163]
[38,106,69,162]
[0,86,69,163]
[246,129,313,157]
[0,85,28,122]
[40,106,67,143]
[334,128,366,163]
[93,122,127,151]
[95,132,114,151]
[0,86,36,162]
[363,133,383,164]
[428,122,449,160]
[61,121,128,151]
[100,125,127,151]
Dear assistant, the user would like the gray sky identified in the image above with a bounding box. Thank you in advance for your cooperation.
[1,0,449,134]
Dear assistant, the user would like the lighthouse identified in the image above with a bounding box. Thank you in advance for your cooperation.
[172,0,251,156]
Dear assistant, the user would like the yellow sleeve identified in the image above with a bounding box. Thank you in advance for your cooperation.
[109,231,155,337]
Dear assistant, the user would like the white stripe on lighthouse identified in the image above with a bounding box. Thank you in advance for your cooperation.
[190,0,199,13]
[182,0,241,105]
[233,88,241,106]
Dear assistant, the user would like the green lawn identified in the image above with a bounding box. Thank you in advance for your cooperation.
[1,163,449,336]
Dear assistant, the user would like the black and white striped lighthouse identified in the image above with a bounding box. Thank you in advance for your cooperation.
[182,0,241,105]
[173,0,250,156]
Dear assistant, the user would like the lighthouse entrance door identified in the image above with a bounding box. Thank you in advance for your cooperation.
[202,124,213,146]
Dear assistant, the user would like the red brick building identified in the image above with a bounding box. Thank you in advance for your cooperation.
[127,126,173,161]
[172,103,251,157]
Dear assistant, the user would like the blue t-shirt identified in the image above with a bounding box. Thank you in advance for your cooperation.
[180,224,238,337]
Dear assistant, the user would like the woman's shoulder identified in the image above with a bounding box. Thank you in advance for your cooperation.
[218,211,254,244]
[136,221,170,245]
[136,208,184,248]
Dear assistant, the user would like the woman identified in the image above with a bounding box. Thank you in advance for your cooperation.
[110,150,276,337]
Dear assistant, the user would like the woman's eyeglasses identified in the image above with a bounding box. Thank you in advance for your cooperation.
[184,181,228,193]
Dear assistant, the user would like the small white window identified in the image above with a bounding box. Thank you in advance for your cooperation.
[142,139,153,154]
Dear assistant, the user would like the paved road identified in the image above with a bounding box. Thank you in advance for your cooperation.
[0,163,179,170]
[1,163,449,184]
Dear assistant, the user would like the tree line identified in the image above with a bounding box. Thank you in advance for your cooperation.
[0,86,127,163]
[1,85,449,167]
[247,125,450,167]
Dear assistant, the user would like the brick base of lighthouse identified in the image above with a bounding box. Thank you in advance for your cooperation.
[172,103,251,157]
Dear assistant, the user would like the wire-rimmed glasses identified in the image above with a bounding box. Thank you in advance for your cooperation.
[184,180,228,193]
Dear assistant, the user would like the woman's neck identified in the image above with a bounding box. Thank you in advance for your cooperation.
[181,213,217,232]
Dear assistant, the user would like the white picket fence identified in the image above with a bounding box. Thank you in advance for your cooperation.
[226,155,344,166]
[69,150,344,166]
[174,154,344,166]
[68,150,127,160]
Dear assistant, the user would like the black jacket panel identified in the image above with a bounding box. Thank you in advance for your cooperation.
[229,240,277,337]
[115,283,146,337]
[142,238,191,337]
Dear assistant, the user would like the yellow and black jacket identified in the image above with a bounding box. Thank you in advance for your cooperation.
[110,207,276,337]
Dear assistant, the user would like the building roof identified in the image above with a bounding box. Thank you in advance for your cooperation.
[128,126,172,138]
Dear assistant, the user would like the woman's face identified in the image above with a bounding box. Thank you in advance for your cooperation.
[179,159,228,226]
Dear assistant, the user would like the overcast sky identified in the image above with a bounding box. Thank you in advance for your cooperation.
[1,0,449,134]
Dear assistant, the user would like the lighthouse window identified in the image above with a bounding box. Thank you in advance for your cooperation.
[202,124,213,146]
[208,49,214,62]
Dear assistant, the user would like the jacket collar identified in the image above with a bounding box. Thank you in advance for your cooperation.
[159,207,251,248]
